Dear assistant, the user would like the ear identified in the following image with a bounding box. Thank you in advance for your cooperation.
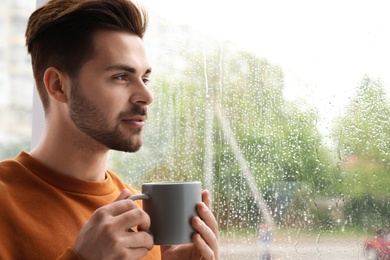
[43,67,70,104]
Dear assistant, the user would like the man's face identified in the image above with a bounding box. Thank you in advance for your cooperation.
[68,30,153,152]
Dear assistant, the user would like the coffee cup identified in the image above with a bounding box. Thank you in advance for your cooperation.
[128,181,202,245]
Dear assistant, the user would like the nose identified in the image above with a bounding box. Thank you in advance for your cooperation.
[129,81,154,106]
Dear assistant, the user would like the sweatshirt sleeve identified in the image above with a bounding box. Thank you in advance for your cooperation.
[57,248,83,260]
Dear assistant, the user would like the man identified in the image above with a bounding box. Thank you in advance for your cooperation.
[0,0,219,259]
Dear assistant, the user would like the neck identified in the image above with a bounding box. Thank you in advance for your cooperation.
[30,123,109,182]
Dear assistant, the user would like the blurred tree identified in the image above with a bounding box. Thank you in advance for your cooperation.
[333,76,390,197]
[335,76,390,162]
[332,76,390,230]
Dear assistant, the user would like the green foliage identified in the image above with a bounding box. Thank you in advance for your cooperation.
[331,76,390,228]
[332,76,390,195]
[344,195,390,232]
[341,159,390,197]
[334,76,390,163]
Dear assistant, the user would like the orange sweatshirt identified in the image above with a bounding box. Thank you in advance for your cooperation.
[0,152,160,260]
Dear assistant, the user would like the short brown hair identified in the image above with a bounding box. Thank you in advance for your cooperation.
[25,0,148,111]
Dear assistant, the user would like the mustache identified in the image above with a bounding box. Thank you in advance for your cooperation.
[118,105,147,120]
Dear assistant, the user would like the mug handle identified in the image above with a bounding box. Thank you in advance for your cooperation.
[127,193,150,233]
[128,193,150,201]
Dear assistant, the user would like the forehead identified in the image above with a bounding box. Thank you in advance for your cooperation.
[89,30,149,71]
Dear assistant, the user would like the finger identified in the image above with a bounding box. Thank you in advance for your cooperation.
[192,233,216,260]
[113,189,132,202]
[202,190,211,209]
[102,189,134,217]
[121,231,154,250]
[116,207,151,232]
[95,199,137,219]
[192,215,218,248]
[197,202,218,238]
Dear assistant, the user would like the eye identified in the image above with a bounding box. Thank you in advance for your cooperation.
[143,77,150,85]
[113,74,127,81]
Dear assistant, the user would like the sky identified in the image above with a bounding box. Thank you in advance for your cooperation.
[141,0,390,138]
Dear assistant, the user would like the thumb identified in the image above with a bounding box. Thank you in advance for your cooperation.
[113,189,132,202]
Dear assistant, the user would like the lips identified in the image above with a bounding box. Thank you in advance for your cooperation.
[121,115,146,128]
[126,115,145,122]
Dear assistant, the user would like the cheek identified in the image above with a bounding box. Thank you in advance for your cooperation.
[106,90,129,108]
[97,91,130,119]
[83,82,120,103]
[78,78,130,115]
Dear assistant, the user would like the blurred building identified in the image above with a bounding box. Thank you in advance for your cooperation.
[0,0,35,144]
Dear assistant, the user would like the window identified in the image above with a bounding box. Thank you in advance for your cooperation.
[2,0,389,259]
[0,0,33,154]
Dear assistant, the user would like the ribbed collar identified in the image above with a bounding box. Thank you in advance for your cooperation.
[15,151,116,196]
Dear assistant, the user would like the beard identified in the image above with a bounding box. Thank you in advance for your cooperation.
[68,81,147,153]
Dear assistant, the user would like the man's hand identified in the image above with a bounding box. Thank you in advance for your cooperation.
[161,190,219,260]
[72,189,154,260]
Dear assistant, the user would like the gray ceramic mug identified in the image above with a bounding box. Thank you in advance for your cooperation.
[129,181,202,245]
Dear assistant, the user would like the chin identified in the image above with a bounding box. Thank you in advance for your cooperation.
[114,138,143,153]
[126,142,143,153]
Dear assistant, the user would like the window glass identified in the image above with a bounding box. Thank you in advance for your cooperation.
[2,0,390,259]
[0,0,34,158]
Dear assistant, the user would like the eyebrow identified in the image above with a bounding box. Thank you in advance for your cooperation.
[105,64,152,75]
